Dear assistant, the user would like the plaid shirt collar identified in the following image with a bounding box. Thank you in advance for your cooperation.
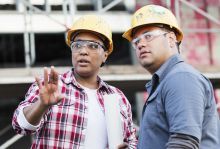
[60,68,109,91]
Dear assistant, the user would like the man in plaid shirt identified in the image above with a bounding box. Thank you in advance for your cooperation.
[12,15,137,149]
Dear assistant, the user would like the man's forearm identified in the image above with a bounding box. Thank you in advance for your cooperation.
[166,133,199,149]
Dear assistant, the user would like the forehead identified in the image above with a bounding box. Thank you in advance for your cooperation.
[132,26,162,39]
[74,32,103,43]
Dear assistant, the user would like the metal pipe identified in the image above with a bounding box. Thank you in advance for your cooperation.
[203,0,213,65]
[15,0,25,12]
[92,0,102,11]
[183,28,220,33]
[21,0,69,29]
[62,0,68,41]
[30,32,35,65]
[62,0,68,26]
[97,0,103,11]
[179,0,220,25]
[29,6,36,66]
[24,32,31,67]
[166,0,171,9]
[0,134,23,149]
[0,125,11,137]
[175,0,181,26]
[44,0,51,13]
[23,4,31,68]
[69,0,76,17]
[98,0,122,13]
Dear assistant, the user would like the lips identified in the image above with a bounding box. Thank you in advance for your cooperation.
[79,59,89,63]
[140,51,150,58]
[77,58,90,65]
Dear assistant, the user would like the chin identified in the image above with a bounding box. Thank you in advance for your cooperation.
[143,62,155,70]
[141,61,152,67]
[75,68,91,75]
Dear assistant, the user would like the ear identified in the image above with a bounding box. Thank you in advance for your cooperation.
[102,51,108,63]
[167,32,177,48]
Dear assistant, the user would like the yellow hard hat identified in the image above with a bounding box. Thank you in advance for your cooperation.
[66,15,113,55]
[122,4,183,42]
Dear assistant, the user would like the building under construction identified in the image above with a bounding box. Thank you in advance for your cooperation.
[0,0,220,148]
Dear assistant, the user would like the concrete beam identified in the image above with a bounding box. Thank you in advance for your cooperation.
[0,11,131,33]
[0,66,220,88]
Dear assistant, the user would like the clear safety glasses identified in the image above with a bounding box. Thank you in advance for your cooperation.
[70,40,106,53]
[132,30,168,50]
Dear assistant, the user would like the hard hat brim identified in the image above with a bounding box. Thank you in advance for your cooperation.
[66,29,113,55]
[122,23,183,43]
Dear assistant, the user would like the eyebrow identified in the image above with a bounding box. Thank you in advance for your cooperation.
[143,31,150,34]
[135,30,153,38]
[74,39,101,44]
[140,29,162,36]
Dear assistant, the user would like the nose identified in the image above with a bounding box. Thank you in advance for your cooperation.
[79,46,89,55]
[136,37,146,51]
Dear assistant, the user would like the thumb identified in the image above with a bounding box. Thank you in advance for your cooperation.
[57,94,66,101]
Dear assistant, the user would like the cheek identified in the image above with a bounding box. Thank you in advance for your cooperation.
[71,54,77,65]
[135,50,141,57]
[99,51,107,61]
[97,55,104,64]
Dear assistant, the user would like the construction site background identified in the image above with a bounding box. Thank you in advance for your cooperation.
[0,0,219,148]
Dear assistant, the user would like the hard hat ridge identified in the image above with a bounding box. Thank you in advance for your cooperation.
[66,15,113,55]
[122,4,183,43]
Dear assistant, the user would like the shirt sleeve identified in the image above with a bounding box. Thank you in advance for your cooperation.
[125,101,138,149]
[17,106,41,131]
[12,82,46,135]
[162,72,206,141]
[116,88,138,149]
[166,133,199,149]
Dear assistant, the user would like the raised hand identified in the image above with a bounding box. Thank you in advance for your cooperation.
[35,66,63,107]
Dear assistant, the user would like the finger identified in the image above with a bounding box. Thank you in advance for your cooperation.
[49,66,53,84]
[35,76,42,89]
[57,94,66,101]
[58,79,63,95]
[44,67,49,86]
[53,93,65,104]
[50,66,59,85]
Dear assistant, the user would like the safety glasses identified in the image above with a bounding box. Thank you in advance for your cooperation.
[70,40,106,53]
[132,30,168,50]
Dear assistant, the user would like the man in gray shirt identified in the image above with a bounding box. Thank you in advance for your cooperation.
[123,4,220,149]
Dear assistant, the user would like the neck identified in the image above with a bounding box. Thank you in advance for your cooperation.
[74,72,99,89]
[147,52,177,74]
[144,62,161,75]
[147,66,157,75]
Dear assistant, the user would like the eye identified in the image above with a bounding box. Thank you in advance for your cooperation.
[75,42,82,48]
[134,39,140,45]
[88,43,99,50]
[144,34,152,40]
[71,42,82,49]
[132,38,140,46]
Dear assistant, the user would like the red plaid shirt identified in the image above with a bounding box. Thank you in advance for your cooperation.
[12,69,137,149]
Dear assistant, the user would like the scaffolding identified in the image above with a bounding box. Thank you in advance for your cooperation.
[3,0,219,68]
[0,0,220,147]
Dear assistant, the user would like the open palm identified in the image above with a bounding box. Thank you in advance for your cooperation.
[35,67,63,107]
